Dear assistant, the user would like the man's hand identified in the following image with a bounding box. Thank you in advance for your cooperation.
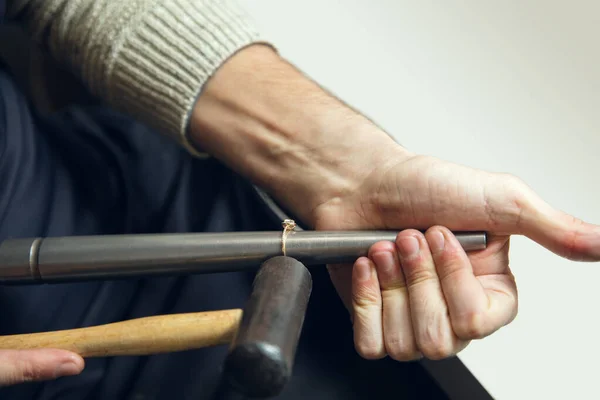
[315,154,599,360]
[190,45,600,361]
[0,349,84,386]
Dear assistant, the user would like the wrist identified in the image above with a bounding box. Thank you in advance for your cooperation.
[189,45,410,225]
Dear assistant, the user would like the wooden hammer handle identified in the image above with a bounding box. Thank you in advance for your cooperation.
[0,309,242,357]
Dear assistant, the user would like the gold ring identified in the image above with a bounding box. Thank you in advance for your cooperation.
[281,219,297,256]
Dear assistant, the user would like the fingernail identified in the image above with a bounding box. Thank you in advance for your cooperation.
[355,260,372,282]
[55,361,81,378]
[429,230,445,253]
[397,236,419,258]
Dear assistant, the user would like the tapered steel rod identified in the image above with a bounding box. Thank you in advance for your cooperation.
[0,231,486,284]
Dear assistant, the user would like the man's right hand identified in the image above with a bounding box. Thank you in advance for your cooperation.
[0,349,84,386]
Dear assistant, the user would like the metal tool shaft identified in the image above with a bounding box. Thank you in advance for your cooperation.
[0,231,486,284]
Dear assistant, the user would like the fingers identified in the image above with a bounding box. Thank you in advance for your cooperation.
[351,257,385,359]
[396,230,468,360]
[427,227,516,339]
[350,228,517,362]
[0,349,84,387]
[369,242,420,361]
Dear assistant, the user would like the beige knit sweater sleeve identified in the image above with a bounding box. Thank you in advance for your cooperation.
[7,0,264,155]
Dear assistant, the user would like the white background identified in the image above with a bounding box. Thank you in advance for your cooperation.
[240,1,600,399]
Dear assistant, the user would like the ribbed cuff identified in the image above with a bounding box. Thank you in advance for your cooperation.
[103,0,266,156]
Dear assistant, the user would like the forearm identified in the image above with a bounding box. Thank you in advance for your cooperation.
[190,45,407,224]
[7,0,408,224]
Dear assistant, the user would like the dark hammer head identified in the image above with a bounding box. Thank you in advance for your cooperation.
[222,256,312,398]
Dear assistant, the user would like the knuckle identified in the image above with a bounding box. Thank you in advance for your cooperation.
[380,285,408,304]
[561,216,587,260]
[385,337,421,362]
[381,280,408,294]
[438,244,462,260]
[14,359,44,383]
[352,287,380,309]
[355,339,386,360]
[454,311,489,339]
[435,259,464,283]
[503,175,529,213]
[421,340,455,360]
[418,326,455,360]
[402,264,437,287]
[495,172,527,203]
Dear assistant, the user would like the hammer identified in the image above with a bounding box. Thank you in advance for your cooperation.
[0,256,312,399]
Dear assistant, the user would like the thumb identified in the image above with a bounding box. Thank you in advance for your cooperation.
[518,197,600,262]
[494,176,600,261]
[0,349,84,387]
